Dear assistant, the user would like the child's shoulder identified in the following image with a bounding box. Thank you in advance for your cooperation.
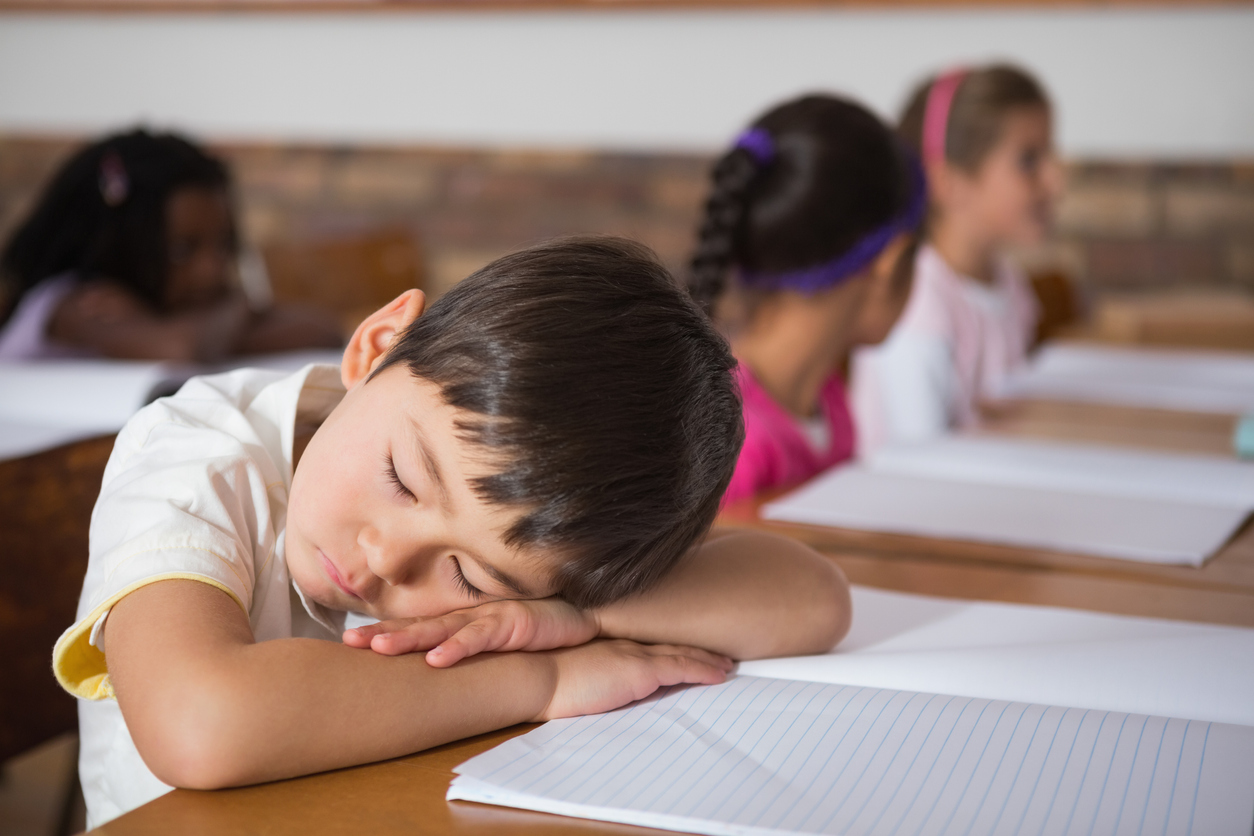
[108,364,331,487]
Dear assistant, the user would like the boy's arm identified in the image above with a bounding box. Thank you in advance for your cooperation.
[353,531,851,663]
[593,530,852,660]
[104,579,730,790]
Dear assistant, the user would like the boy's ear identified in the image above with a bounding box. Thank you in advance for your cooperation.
[341,289,426,389]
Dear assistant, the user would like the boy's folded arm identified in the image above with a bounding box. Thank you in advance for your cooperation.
[105,578,558,790]
[105,578,731,791]
[592,530,852,661]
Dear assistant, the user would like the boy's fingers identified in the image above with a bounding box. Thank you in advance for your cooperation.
[647,644,735,672]
[425,616,508,668]
[654,652,730,687]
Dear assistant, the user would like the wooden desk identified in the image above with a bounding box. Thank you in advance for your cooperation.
[88,398,1253,835]
[94,727,677,836]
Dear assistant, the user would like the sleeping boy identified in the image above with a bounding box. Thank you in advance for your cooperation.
[53,238,852,827]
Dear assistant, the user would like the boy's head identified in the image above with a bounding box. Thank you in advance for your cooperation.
[286,237,743,618]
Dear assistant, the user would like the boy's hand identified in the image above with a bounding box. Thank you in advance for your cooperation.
[537,640,734,721]
[343,598,600,667]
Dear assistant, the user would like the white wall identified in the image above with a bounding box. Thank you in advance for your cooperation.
[1,8,1251,158]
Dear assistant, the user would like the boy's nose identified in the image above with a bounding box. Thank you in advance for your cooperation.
[358,525,411,586]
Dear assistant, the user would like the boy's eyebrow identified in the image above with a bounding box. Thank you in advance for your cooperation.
[409,423,450,511]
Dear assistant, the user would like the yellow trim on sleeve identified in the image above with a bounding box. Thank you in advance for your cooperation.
[52,574,246,701]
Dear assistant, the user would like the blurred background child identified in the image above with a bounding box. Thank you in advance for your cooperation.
[852,64,1063,452]
[0,129,344,363]
[688,94,925,504]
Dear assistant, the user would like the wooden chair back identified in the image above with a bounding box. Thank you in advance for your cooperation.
[262,227,424,333]
[0,435,115,762]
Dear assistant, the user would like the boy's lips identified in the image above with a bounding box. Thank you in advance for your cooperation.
[319,552,362,600]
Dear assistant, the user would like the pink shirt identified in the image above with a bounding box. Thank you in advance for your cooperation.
[724,360,856,505]
[851,244,1038,453]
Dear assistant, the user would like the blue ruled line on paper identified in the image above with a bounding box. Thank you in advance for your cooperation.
[1159,720,1191,836]
[1186,723,1211,836]
[450,675,1254,836]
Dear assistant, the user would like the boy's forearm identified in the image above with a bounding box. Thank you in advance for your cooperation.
[197,639,553,787]
[593,530,851,660]
[107,580,555,790]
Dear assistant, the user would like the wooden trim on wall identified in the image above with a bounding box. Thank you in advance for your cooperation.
[1,0,1247,12]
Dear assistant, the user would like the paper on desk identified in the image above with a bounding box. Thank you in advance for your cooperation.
[450,675,1254,836]
[1003,342,1254,414]
[763,436,1254,565]
[450,587,1254,835]
[0,350,342,460]
[740,586,1254,728]
[871,436,1254,508]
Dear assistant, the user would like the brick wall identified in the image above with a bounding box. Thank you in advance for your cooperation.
[2,136,1251,301]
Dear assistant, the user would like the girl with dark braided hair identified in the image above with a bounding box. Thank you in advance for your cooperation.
[688,94,925,504]
[0,129,343,362]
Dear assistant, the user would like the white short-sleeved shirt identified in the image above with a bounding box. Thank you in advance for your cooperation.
[52,363,366,827]
[851,245,1038,454]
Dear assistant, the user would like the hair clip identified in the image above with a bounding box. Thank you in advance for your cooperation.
[733,128,776,166]
[99,151,130,207]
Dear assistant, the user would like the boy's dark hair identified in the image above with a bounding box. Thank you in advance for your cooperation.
[0,128,234,323]
[899,64,1050,173]
[375,237,744,608]
[689,94,921,315]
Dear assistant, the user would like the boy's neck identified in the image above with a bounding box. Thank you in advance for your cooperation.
[929,217,998,286]
[292,426,316,470]
[732,286,861,418]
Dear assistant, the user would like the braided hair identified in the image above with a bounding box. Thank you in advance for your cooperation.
[688,94,918,317]
[0,128,233,323]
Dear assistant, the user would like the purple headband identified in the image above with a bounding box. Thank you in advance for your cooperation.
[740,152,927,294]
[733,127,776,166]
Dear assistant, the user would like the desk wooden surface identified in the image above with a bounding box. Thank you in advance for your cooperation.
[87,398,1251,835]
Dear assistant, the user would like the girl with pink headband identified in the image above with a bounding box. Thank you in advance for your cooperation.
[688,94,926,504]
[852,64,1062,451]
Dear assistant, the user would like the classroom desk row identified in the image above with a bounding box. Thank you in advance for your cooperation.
[86,396,1251,835]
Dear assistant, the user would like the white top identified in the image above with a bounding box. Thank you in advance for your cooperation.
[0,273,87,360]
[51,363,369,827]
[850,245,1038,454]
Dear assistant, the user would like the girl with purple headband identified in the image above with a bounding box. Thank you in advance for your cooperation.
[688,94,926,504]
[851,64,1061,453]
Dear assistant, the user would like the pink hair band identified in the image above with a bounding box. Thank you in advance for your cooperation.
[922,69,967,165]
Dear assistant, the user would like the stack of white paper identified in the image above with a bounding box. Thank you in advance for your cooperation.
[1003,343,1254,414]
[763,436,1254,565]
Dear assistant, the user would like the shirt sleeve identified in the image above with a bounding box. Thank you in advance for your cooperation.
[52,400,278,700]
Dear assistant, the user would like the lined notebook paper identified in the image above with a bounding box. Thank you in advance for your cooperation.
[763,437,1254,565]
[450,676,1254,836]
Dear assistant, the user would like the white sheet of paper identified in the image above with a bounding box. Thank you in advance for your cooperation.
[763,468,1246,565]
[741,586,1254,728]
[0,350,342,460]
[869,436,1254,509]
[450,675,1254,836]
[1003,343,1254,414]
